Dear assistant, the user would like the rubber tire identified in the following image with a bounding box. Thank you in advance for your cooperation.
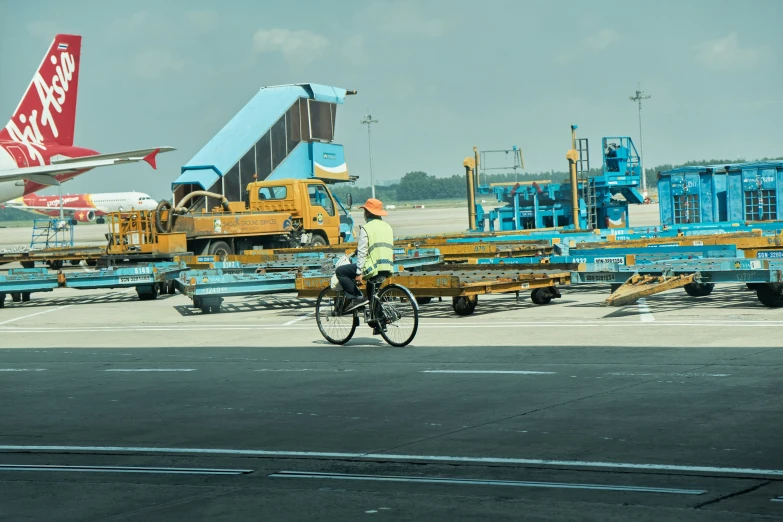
[165,280,177,295]
[310,234,327,247]
[684,282,715,297]
[20,261,34,269]
[0,294,4,308]
[415,297,432,305]
[47,260,63,270]
[137,285,158,301]
[316,287,358,345]
[452,295,478,316]
[86,259,98,267]
[756,283,783,308]
[11,293,21,303]
[531,288,553,305]
[21,292,31,303]
[208,240,233,258]
[70,260,80,266]
[377,284,419,347]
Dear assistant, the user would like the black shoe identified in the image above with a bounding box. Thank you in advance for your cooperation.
[344,298,368,312]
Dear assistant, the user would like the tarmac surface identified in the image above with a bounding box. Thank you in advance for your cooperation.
[1,282,782,521]
[0,203,662,249]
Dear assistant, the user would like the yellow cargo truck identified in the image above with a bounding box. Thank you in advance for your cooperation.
[106,178,355,257]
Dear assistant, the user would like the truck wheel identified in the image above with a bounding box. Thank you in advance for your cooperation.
[756,283,783,308]
[0,294,5,308]
[70,260,81,266]
[11,293,21,303]
[208,241,233,258]
[684,282,714,297]
[415,297,432,305]
[21,261,34,269]
[86,259,98,267]
[47,260,63,270]
[310,234,327,247]
[531,288,553,305]
[452,295,477,316]
[21,292,31,302]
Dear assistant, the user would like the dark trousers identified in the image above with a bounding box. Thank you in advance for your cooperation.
[336,263,362,299]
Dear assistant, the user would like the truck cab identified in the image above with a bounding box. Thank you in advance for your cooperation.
[248,179,355,246]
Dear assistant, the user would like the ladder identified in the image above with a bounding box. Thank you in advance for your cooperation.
[30,219,74,249]
[576,138,598,229]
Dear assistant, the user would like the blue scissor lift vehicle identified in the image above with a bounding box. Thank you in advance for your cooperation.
[471,131,646,232]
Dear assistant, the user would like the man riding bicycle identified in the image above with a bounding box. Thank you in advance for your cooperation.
[335,198,394,313]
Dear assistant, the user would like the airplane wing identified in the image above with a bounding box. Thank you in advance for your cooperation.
[0,147,175,186]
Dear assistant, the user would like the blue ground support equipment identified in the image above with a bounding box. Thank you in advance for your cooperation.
[658,161,783,226]
[473,136,644,232]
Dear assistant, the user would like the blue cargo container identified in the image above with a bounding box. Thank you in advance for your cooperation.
[658,161,783,226]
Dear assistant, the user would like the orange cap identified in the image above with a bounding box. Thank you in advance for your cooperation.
[359,198,388,216]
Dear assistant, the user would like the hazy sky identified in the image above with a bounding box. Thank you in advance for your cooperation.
[1,0,781,198]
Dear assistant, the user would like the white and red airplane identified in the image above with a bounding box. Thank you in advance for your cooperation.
[0,34,174,204]
[4,191,159,223]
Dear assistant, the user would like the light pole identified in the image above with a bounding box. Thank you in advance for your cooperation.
[360,109,379,199]
[629,84,651,197]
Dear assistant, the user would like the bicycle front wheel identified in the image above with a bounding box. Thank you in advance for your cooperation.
[315,287,358,345]
[376,284,419,347]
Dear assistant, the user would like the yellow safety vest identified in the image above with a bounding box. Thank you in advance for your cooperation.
[361,219,394,278]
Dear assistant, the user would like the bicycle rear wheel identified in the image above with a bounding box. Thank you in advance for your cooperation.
[316,287,358,345]
[376,284,419,347]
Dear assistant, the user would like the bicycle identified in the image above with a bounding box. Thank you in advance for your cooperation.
[315,274,419,347]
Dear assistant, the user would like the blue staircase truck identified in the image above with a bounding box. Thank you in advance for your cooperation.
[473,137,645,232]
[169,83,358,242]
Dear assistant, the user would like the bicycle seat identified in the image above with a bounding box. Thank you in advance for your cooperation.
[368,271,391,284]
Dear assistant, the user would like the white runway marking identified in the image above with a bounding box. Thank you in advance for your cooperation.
[421,370,555,375]
[255,369,355,373]
[0,369,47,372]
[0,305,72,325]
[0,464,251,475]
[607,372,730,378]
[3,319,783,335]
[283,313,313,326]
[2,445,782,477]
[270,471,706,495]
[637,298,655,322]
[103,369,196,372]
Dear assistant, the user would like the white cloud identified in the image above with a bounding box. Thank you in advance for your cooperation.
[252,28,330,66]
[341,34,369,66]
[132,49,185,79]
[185,10,218,31]
[354,2,449,38]
[585,28,621,52]
[695,33,769,71]
[555,28,620,65]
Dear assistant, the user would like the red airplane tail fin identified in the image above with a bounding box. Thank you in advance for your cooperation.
[1,34,82,147]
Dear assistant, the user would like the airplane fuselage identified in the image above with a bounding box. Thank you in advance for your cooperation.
[6,191,158,222]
